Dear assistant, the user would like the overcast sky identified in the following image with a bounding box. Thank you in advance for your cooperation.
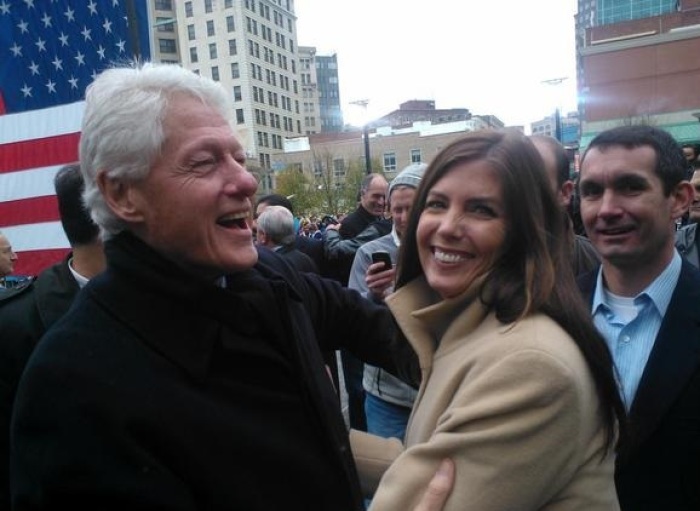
[294,0,579,129]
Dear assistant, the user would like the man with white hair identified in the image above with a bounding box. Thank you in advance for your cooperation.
[256,205,318,273]
[9,63,452,511]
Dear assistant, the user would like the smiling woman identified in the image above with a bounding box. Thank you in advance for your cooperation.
[351,130,626,511]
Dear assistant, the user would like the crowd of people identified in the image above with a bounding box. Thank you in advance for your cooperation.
[1,61,699,510]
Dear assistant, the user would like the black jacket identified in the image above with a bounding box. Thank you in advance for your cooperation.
[0,256,79,509]
[11,233,414,510]
[579,262,700,510]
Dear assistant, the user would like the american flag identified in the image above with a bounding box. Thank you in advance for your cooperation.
[0,0,151,276]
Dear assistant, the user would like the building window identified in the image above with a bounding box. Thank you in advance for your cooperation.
[159,39,177,54]
[226,15,235,32]
[207,20,215,37]
[231,62,240,79]
[189,47,198,63]
[236,109,245,124]
[204,0,213,13]
[156,18,175,32]
[185,1,193,17]
[209,42,217,59]
[228,39,237,56]
[211,66,220,81]
[155,0,172,10]
[333,159,345,178]
[233,85,242,101]
[187,24,195,40]
[225,0,233,7]
[410,149,422,163]
[383,152,397,172]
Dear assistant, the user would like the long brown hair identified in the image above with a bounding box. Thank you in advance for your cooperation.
[396,130,625,453]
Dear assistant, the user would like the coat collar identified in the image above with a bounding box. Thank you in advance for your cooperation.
[386,276,489,373]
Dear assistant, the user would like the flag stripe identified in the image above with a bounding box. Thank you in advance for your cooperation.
[0,102,84,144]
[0,133,80,174]
[13,249,70,277]
[0,196,59,228]
[4,221,69,252]
[0,165,63,202]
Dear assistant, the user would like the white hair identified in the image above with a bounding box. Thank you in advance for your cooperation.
[79,62,233,238]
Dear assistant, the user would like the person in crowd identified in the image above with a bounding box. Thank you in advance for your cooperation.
[255,193,326,271]
[675,167,700,267]
[9,62,452,511]
[348,163,426,441]
[530,135,600,276]
[682,143,699,173]
[0,232,18,289]
[0,162,105,508]
[256,205,319,274]
[351,130,624,510]
[327,172,391,432]
[577,125,700,511]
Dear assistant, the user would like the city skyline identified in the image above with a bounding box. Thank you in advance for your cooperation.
[295,0,579,129]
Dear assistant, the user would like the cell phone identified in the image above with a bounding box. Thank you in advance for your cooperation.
[371,251,392,271]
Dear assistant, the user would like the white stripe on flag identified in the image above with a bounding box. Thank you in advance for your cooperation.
[0,165,62,202]
[0,101,85,144]
[3,221,70,252]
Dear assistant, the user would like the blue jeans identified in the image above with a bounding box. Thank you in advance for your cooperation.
[364,392,411,441]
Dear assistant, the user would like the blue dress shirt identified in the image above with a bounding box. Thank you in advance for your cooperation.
[591,252,681,411]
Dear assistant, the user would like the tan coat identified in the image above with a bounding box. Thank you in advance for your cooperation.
[352,276,619,511]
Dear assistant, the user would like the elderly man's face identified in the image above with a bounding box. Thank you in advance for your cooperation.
[0,234,17,277]
[360,176,388,216]
[124,94,259,278]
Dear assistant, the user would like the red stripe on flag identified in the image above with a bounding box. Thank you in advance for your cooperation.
[13,248,69,277]
[0,91,5,115]
[0,195,60,228]
[0,132,80,173]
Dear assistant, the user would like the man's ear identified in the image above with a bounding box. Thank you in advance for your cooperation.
[96,171,145,223]
[558,180,574,208]
[671,180,694,220]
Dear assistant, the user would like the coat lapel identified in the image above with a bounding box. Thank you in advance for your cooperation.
[626,262,700,453]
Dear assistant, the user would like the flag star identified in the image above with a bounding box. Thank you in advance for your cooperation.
[23,0,34,9]
[28,61,39,75]
[68,76,79,89]
[103,18,112,33]
[52,56,63,71]
[64,7,74,22]
[35,38,46,52]
[46,79,56,94]
[115,39,126,53]
[87,0,98,15]
[112,0,119,6]
[81,26,92,41]
[21,84,32,97]
[74,51,85,66]
[96,45,106,59]
[17,19,29,33]
[58,32,69,46]
[10,43,22,57]
[41,12,51,27]
[0,1,10,15]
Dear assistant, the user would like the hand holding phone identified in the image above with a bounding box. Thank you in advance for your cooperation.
[371,251,392,272]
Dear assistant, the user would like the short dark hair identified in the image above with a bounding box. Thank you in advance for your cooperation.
[530,135,570,188]
[582,125,686,196]
[54,163,100,246]
[256,194,294,215]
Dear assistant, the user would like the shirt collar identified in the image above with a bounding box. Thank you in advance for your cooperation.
[592,251,681,317]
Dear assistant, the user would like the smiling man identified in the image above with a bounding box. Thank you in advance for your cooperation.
[577,125,700,511]
[9,63,452,511]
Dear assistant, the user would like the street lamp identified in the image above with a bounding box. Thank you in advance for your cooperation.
[350,99,372,174]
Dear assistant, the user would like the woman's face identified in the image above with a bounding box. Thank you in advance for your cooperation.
[417,159,507,299]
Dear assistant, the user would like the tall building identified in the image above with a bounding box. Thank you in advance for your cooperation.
[151,0,304,194]
[316,53,344,132]
[576,0,700,147]
[298,47,344,135]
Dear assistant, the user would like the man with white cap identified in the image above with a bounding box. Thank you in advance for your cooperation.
[348,163,427,441]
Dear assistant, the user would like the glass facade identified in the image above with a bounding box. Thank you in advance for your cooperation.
[597,0,676,25]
